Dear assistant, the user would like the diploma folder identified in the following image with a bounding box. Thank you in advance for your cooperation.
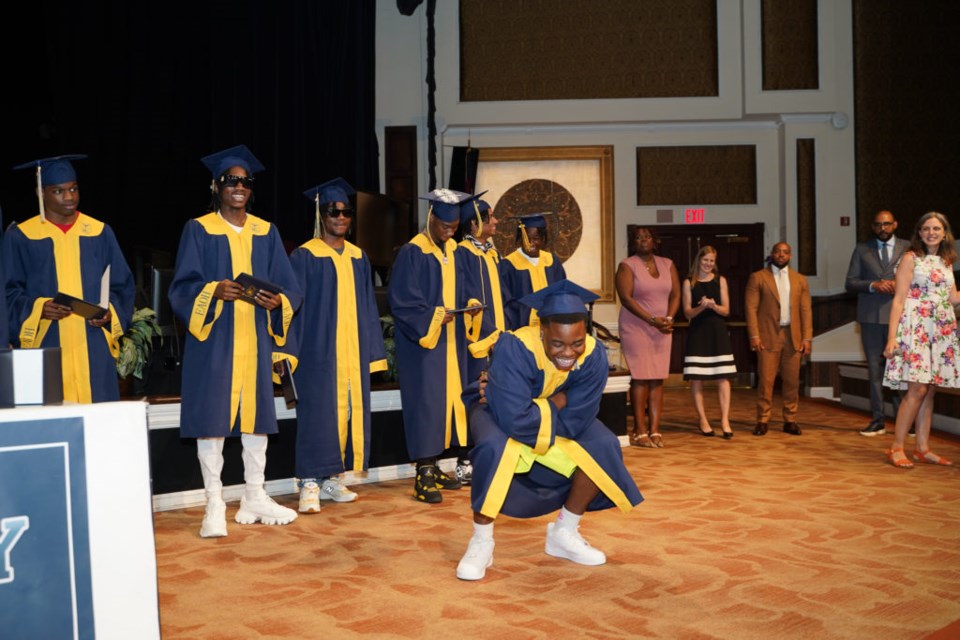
[274,359,298,409]
[52,293,109,320]
[54,265,110,320]
[447,303,486,314]
[234,273,283,305]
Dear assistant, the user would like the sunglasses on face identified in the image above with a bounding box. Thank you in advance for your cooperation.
[220,174,255,188]
[324,207,354,218]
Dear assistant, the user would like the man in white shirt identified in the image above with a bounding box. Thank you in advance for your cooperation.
[745,243,813,436]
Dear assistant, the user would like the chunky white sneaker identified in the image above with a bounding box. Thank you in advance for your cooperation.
[235,493,298,525]
[456,535,495,581]
[544,522,606,566]
[455,459,473,486]
[320,478,358,503]
[298,481,321,513]
[199,498,227,538]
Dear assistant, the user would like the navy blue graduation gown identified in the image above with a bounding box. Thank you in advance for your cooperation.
[3,213,134,402]
[168,213,301,437]
[286,239,387,478]
[499,249,566,330]
[469,327,643,519]
[387,233,478,460]
[455,240,507,387]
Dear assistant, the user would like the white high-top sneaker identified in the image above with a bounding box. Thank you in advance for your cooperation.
[197,438,227,538]
[544,522,606,566]
[200,499,227,538]
[456,535,495,581]
[235,433,297,526]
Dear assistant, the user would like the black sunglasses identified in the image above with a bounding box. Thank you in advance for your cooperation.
[325,207,354,218]
[220,174,255,188]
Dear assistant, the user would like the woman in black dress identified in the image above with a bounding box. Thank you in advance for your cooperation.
[682,246,737,438]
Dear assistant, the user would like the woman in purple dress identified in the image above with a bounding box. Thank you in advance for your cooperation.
[616,227,681,447]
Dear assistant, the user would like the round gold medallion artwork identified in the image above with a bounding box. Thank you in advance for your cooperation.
[491,179,583,262]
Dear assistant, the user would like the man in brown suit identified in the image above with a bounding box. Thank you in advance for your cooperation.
[745,242,813,436]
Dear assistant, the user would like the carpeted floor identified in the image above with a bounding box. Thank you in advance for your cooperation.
[154,389,960,639]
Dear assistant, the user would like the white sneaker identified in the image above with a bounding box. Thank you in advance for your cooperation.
[455,460,473,486]
[456,535,495,581]
[320,478,358,503]
[299,481,321,513]
[235,493,298,525]
[199,498,227,538]
[545,522,606,566]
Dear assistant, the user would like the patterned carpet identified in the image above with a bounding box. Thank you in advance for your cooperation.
[154,389,960,639]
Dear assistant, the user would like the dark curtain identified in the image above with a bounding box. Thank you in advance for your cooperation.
[0,1,379,265]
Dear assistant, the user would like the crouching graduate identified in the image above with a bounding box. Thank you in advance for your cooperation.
[3,154,134,402]
[168,145,302,538]
[287,178,387,513]
[456,280,643,581]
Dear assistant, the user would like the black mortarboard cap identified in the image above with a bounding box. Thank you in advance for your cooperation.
[200,144,265,179]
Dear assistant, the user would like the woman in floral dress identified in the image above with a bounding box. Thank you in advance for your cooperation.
[882,212,960,468]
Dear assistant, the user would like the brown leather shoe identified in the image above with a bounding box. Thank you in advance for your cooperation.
[753,422,768,436]
[782,422,802,436]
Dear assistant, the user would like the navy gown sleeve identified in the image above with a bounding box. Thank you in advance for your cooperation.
[485,333,556,449]
[554,341,608,440]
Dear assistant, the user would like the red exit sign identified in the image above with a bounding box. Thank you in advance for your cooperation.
[685,208,705,223]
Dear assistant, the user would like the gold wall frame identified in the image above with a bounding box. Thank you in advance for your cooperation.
[475,145,615,302]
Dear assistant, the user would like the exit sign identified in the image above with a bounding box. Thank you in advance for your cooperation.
[685,208,705,223]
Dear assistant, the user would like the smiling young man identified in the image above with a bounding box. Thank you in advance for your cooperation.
[285,178,387,513]
[3,154,134,402]
[168,144,302,537]
[456,280,643,581]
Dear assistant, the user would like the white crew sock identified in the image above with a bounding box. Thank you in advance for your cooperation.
[473,521,494,540]
[556,506,582,531]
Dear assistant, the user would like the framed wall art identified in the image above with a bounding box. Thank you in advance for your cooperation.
[475,145,615,301]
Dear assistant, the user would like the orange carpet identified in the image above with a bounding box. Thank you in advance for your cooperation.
[154,390,960,639]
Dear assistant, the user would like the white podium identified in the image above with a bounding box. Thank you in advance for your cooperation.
[0,401,159,640]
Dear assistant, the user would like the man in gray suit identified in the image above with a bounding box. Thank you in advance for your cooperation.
[845,210,909,436]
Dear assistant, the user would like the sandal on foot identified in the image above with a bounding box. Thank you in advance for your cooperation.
[913,449,954,466]
[650,433,664,448]
[634,433,655,448]
[886,448,914,469]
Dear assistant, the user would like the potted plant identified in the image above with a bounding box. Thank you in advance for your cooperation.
[116,307,163,383]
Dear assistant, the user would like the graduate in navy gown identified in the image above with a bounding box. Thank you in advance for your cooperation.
[168,145,302,538]
[387,189,482,503]
[0,246,8,347]
[454,195,506,484]
[287,177,387,514]
[456,280,643,581]
[500,213,566,330]
[3,155,134,402]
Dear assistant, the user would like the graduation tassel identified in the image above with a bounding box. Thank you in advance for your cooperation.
[425,207,437,248]
[36,165,46,223]
[473,201,483,239]
[313,193,323,239]
[519,221,532,254]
